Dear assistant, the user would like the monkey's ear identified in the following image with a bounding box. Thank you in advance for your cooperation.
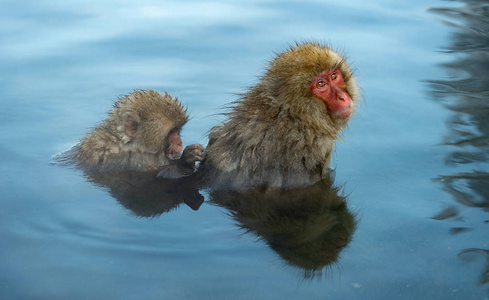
[125,114,140,138]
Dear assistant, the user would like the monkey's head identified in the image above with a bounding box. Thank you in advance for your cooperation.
[265,42,360,127]
[112,90,188,159]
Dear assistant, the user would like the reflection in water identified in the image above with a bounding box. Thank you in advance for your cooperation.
[78,166,356,279]
[84,170,203,217]
[437,171,489,210]
[459,248,489,288]
[430,206,460,221]
[428,1,489,212]
[209,173,357,279]
[429,0,489,292]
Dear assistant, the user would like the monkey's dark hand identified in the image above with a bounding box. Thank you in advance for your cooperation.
[177,144,204,175]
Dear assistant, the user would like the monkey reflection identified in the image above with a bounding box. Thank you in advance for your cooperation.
[84,170,203,217]
[209,172,357,278]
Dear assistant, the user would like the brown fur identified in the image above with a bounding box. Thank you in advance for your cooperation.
[200,42,360,189]
[56,90,189,172]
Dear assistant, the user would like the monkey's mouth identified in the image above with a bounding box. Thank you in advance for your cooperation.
[167,149,183,160]
[168,153,182,160]
[331,105,352,119]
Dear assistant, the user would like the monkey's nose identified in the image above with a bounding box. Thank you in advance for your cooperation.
[336,90,348,102]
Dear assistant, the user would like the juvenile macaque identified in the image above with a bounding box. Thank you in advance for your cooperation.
[199,42,360,189]
[56,90,203,176]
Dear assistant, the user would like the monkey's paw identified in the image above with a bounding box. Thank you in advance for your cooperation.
[178,144,204,174]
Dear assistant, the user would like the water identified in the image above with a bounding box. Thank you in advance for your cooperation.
[1,0,488,299]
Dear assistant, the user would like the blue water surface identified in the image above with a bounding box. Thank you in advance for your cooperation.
[1,0,488,299]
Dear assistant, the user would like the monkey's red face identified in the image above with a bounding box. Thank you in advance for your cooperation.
[311,69,352,119]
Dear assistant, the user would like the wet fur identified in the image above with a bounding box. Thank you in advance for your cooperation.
[55,90,188,172]
[200,42,360,189]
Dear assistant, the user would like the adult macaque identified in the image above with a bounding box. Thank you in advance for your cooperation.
[56,90,203,176]
[199,42,360,189]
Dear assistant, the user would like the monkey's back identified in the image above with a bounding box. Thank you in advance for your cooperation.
[200,92,335,189]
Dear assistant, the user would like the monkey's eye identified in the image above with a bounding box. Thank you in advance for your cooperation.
[316,81,326,88]
[331,72,338,80]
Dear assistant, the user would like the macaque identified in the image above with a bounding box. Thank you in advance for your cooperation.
[56,90,203,176]
[199,42,360,189]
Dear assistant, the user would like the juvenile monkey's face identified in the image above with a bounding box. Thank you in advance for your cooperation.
[135,118,173,154]
[165,130,183,160]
